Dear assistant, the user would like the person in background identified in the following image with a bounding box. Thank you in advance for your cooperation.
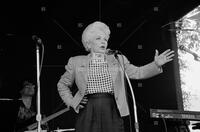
[57,21,175,132]
[14,81,36,132]
[14,80,48,132]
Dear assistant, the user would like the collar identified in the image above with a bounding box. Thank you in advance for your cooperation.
[88,52,106,62]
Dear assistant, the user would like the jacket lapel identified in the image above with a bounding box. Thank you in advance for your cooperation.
[82,55,90,84]
[107,55,119,83]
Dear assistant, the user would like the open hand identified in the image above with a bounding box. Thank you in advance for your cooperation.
[154,49,175,66]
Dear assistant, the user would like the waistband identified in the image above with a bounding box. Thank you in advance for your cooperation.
[86,93,114,98]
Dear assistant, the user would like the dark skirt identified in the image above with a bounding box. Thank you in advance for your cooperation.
[75,93,125,132]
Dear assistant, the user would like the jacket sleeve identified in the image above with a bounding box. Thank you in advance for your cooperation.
[118,55,163,80]
[57,57,75,108]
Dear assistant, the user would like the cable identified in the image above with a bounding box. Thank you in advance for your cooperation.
[39,42,44,78]
[115,52,138,132]
[159,115,168,132]
[121,53,133,132]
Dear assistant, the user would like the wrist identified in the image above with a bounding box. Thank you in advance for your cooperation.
[154,60,161,67]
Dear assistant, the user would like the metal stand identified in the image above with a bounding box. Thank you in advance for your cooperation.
[115,54,139,132]
[124,72,139,132]
[36,44,42,132]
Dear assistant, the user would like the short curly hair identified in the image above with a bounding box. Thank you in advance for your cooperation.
[81,21,110,52]
[20,81,35,95]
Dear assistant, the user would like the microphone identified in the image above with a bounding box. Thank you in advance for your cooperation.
[179,45,200,61]
[106,49,120,55]
[32,35,42,44]
[106,49,121,59]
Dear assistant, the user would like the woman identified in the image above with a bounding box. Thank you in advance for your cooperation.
[57,21,174,132]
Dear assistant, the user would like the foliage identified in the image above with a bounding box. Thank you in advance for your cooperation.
[175,7,200,110]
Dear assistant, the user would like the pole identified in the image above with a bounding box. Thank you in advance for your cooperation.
[124,72,139,132]
[36,44,42,132]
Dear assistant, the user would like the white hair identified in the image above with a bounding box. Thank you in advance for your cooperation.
[81,21,110,52]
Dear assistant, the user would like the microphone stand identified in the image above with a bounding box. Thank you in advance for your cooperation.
[115,54,139,132]
[35,43,42,132]
[179,45,200,62]
[193,53,200,62]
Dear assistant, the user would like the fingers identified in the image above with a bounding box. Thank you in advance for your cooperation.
[81,97,88,104]
[165,53,174,63]
[166,50,175,56]
[156,49,174,56]
[161,49,175,57]
[166,58,173,63]
[79,96,88,109]
[155,49,159,56]
[78,104,85,109]
[166,54,175,59]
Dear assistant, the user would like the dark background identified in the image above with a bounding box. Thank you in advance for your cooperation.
[0,0,200,132]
